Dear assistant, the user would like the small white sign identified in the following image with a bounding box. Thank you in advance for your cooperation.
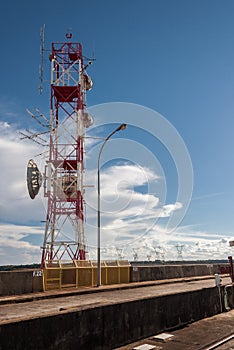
[33,270,43,277]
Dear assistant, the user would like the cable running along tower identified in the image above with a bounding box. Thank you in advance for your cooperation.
[26,32,94,267]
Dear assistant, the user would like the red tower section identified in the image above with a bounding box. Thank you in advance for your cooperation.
[41,34,93,267]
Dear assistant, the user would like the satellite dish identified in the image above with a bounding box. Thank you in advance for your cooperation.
[27,159,42,199]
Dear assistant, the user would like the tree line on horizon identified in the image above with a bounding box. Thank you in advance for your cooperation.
[0,259,229,271]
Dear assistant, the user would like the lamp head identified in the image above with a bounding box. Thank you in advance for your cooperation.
[117,123,127,131]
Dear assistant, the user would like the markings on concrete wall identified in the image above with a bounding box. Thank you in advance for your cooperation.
[33,270,43,277]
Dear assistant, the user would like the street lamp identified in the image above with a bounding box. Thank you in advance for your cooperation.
[97,123,127,287]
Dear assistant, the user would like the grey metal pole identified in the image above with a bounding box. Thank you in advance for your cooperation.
[97,124,126,287]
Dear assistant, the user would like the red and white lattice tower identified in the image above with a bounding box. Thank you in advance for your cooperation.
[41,33,93,266]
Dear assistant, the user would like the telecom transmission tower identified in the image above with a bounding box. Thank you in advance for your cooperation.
[25,32,94,267]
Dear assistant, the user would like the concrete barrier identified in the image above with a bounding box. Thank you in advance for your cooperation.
[0,284,233,350]
[0,264,228,296]
[130,264,227,282]
[0,269,43,296]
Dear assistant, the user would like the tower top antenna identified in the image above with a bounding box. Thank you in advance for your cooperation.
[39,24,45,95]
[66,29,72,40]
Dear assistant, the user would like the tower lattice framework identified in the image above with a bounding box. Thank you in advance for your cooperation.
[41,34,93,266]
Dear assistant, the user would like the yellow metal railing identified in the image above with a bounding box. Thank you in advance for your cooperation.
[43,260,130,291]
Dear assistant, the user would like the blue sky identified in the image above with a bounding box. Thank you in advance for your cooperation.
[0,0,234,264]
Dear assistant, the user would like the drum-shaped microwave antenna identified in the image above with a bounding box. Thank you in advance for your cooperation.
[82,74,93,91]
[83,112,94,128]
[27,159,42,199]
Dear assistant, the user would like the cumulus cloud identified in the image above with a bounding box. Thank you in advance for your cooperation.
[84,163,184,249]
[0,121,46,264]
[0,122,46,224]
[0,223,43,264]
[161,202,183,217]
[86,224,234,262]
[0,121,10,132]
[0,120,231,264]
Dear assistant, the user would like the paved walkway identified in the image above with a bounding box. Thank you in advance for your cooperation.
[0,276,231,325]
[115,309,234,350]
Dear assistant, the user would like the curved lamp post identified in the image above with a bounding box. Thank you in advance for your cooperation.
[97,123,127,287]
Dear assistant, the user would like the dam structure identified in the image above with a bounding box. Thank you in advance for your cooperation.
[0,262,234,349]
[3,32,234,349]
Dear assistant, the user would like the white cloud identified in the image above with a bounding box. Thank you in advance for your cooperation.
[84,163,183,249]
[0,224,43,265]
[0,122,46,225]
[161,202,183,217]
[0,120,231,265]
[86,224,234,262]
[0,121,10,130]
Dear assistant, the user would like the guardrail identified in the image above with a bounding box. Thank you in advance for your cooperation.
[43,260,130,290]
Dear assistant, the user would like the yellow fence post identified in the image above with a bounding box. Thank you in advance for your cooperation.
[43,267,47,291]
[91,261,94,286]
[118,260,121,284]
[105,262,108,285]
[75,260,79,288]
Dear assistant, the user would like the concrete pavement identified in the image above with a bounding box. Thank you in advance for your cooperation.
[115,309,234,350]
[0,276,231,325]
[0,275,233,349]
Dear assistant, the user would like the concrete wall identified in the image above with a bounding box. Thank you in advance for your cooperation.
[0,264,228,297]
[130,264,227,282]
[0,269,43,296]
[0,285,233,350]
